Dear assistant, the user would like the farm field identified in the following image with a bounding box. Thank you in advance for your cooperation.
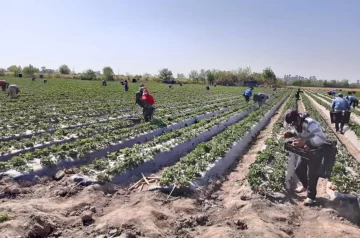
[0,78,359,238]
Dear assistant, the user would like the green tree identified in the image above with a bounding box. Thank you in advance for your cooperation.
[262,67,277,84]
[159,68,173,82]
[59,64,71,74]
[0,68,5,76]
[103,66,114,81]
[23,64,39,77]
[177,73,185,79]
[206,71,215,85]
[198,69,207,83]
[188,70,199,82]
[143,73,152,81]
[80,69,97,80]
[7,65,22,76]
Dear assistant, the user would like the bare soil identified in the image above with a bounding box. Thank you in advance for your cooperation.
[0,100,359,238]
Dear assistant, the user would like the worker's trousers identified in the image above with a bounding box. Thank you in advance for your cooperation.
[143,105,154,122]
[295,156,322,200]
[258,99,265,107]
[8,90,16,99]
[244,95,250,102]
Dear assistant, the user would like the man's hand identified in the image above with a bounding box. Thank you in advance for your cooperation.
[292,139,306,148]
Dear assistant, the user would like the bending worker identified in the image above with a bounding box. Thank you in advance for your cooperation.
[8,84,20,98]
[0,80,9,92]
[346,95,359,109]
[135,84,155,122]
[284,109,334,206]
[331,93,350,134]
[295,88,303,100]
[253,93,269,107]
[243,87,253,102]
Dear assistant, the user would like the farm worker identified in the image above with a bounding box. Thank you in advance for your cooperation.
[0,80,9,92]
[331,90,336,96]
[295,88,303,100]
[243,87,253,102]
[284,109,331,206]
[346,95,359,109]
[8,84,20,98]
[124,80,129,92]
[102,80,107,86]
[253,93,269,107]
[135,85,155,122]
[331,93,350,134]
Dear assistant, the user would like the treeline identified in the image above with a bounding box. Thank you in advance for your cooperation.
[291,79,359,88]
[0,64,283,86]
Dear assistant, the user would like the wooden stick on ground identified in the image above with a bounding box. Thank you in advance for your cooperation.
[138,183,144,192]
[129,178,144,190]
[166,185,176,201]
[141,173,150,185]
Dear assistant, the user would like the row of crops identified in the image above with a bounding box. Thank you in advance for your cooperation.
[3,77,357,195]
[1,77,284,185]
[248,91,360,195]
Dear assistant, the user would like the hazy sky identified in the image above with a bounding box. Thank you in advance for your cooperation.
[1,0,359,82]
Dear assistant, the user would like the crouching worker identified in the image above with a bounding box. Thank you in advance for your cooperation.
[346,95,359,109]
[284,109,336,206]
[0,80,8,92]
[102,80,107,86]
[8,84,20,98]
[135,85,155,122]
[253,93,269,107]
[243,87,253,102]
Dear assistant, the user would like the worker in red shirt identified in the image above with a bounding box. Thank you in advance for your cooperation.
[135,85,155,122]
[0,80,9,92]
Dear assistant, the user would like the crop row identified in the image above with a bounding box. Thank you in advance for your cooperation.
[80,101,256,182]
[306,91,360,139]
[159,92,288,187]
[248,92,360,194]
[309,90,360,116]
[0,99,259,174]
[247,95,296,192]
[0,97,247,159]
[302,93,360,193]
[0,95,245,138]
[0,93,243,124]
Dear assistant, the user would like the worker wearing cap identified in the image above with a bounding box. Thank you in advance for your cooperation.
[242,87,253,102]
[284,109,328,206]
[331,93,350,134]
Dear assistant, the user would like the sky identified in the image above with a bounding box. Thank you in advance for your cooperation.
[1,0,359,82]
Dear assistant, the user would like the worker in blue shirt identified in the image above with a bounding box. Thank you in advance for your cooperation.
[346,95,359,109]
[243,87,253,102]
[331,93,350,134]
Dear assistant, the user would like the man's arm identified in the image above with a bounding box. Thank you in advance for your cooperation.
[331,100,336,110]
[346,101,351,110]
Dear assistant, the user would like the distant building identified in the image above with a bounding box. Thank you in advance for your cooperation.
[243,80,258,87]
[357,80,360,86]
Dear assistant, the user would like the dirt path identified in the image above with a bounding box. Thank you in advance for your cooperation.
[188,98,360,238]
[305,93,360,162]
[310,92,360,126]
